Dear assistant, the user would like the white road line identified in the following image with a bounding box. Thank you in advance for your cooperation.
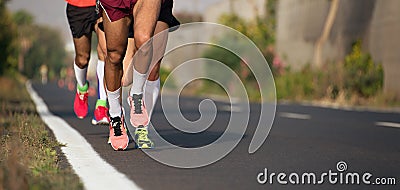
[375,122,400,129]
[279,112,311,120]
[219,105,243,112]
[26,81,141,190]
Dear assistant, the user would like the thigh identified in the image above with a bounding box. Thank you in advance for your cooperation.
[95,18,107,60]
[102,11,131,54]
[133,0,161,43]
[154,21,169,52]
[123,38,136,72]
[152,21,169,63]
[148,21,169,80]
[73,34,92,60]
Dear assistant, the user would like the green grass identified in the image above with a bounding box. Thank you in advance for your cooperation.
[0,74,83,190]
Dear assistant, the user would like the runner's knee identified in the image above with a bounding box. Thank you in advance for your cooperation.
[134,31,152,50]
[75,52,90,68]
[107,50,124,66]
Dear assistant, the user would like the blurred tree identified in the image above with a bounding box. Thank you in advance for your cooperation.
[12,10,66,80]
[0,0,18,75]
[215,0,278,71]
[13,10,34,72]
[23,25,66,79]
[313,0,340,67]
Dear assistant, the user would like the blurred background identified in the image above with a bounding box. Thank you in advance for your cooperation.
[2,0,400,106]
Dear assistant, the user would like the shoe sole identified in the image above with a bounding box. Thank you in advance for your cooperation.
[137,144,153,149]
[111,142,129,151]
[91,118,109,125]
[110,136,129,151]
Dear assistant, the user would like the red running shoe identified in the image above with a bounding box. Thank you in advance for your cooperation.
[74,87,89,119]
[92,105,110,125]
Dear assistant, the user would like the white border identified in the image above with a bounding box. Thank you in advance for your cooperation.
[26,81,141,190]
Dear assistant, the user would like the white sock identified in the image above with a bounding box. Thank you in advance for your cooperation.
[107,87,121,118]
[144,79,160,119]
[130,69,147,95]
[96,60,107,100]
[74,62,87,87]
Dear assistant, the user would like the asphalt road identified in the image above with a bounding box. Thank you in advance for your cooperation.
[32,82,400,190]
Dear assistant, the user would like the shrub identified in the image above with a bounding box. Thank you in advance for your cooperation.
[344,41,383,97]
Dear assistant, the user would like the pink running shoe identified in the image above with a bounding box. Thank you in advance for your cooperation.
[127,94,149,127]
[74,89,89,119]
[92,105,110,125]
[109,116,129,151]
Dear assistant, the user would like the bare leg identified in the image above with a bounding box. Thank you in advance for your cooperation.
[73,34,92,87]
[95,18,107,62]
[92,18,109,124]
[122,38,136,86]
[148,21,169,81]
[145,21,169,119]
[102,11,130,117]
[73,34,92,69]
[102,12,130,92]
[95,20,108,102]
[130,0,161,96]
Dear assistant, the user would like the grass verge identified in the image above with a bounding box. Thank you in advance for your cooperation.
[0,74,83,190]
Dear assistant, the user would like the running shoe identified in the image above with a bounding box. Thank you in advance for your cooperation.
[134,126,153,149]
[109,116,129,151]
[127,94,149,127]
[92,105,109,125]
[74,82,89,119]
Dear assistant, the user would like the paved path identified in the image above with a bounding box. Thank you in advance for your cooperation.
[32,82,400,190]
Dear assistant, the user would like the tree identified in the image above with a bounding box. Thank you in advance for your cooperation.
[313,0,340,67]
[11,10,66,79]
[0,0,18,75]
[23,25,66,79]
[13,10,34,72]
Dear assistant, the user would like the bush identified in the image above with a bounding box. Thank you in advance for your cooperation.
[344,41,383,97]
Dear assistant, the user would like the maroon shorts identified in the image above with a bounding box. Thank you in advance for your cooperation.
[99,0,138,22]
[99,0,179,30]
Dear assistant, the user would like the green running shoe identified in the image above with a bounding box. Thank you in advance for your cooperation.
[134,126,154,149]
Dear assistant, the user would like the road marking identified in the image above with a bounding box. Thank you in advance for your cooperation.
[375,122,400,129]
[279,112,311,120]
[26,82,141,190]
[219,105,243,112]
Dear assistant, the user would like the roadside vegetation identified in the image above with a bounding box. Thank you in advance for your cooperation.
[0,1,82,189]
[198,0,399,108]
[0,73,83,190]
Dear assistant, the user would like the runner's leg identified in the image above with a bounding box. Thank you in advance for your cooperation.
[145,21,169,119]
[93,18,110,125]
[102,11,130,118]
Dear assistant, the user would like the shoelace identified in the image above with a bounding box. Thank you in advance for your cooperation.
[111,117,122,136]
[136,128,149,141]
[132,94,143,114]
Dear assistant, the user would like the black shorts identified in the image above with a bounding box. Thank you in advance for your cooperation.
[98,0,180,37]
[159,0,180,32]
[66,4,98,38]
